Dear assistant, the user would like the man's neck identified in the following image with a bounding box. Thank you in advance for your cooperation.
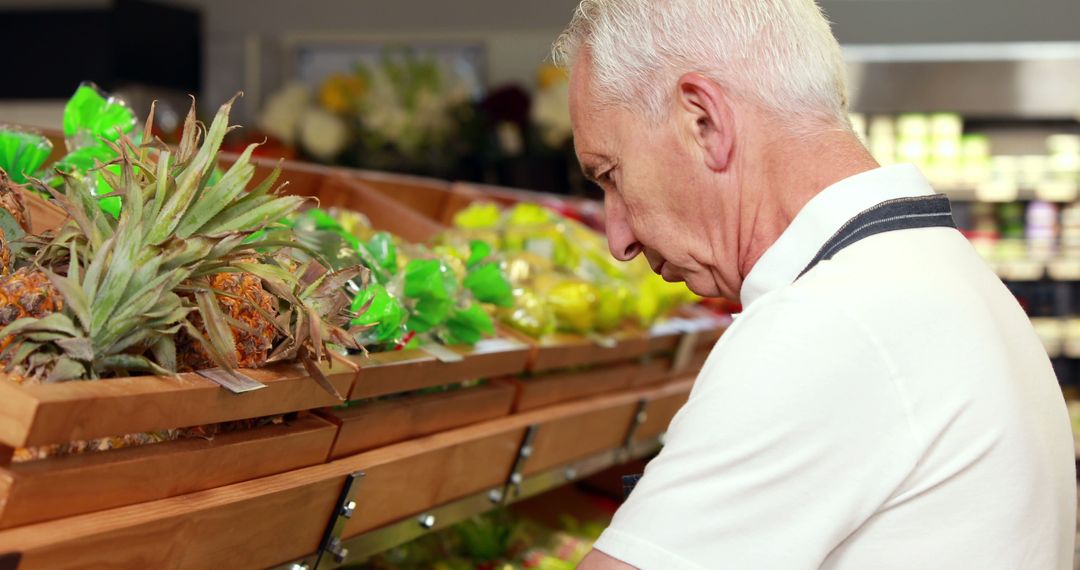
[736,127,879,280]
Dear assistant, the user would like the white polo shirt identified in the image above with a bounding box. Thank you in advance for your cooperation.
[594,165,1077,569]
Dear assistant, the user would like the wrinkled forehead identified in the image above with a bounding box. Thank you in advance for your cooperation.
[568,52,608,151]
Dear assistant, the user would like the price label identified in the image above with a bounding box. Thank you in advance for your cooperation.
[473,337,527,354]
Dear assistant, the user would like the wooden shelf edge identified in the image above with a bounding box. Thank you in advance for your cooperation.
[5,361,354,448]
[0,416,337,530]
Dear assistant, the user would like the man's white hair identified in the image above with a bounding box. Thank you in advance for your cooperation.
[553,0,850,128]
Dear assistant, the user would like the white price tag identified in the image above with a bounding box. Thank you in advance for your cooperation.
[473,337,527,354]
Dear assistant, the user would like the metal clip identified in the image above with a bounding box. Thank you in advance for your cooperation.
[619,400,650,462]
[500,424,539,504]
[310,471,365,568]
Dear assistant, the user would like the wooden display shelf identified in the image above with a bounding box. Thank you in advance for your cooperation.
[0,415,336,530]
[319,383,516,459]
[0,380,692,570]
[347,337,531,401]
[0,361,356,449]
[510,361,640,412]
[521,326,682,373]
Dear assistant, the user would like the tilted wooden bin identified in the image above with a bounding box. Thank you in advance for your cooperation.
[0,379,693,569]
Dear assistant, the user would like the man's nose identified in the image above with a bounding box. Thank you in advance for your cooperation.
[605,194,643,261]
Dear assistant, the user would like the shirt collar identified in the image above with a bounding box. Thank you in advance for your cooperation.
[739,164,937,308]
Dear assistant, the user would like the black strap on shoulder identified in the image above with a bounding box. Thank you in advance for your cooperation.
[796,194,956,281]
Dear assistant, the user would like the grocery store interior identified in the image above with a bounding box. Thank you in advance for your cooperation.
[0,0,1078,568]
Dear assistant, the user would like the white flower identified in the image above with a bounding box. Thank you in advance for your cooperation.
[255,82,311,145]
[533,82,572,149]
[299,108,349,162]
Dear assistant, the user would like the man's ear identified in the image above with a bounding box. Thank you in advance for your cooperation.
[676,73,735,172]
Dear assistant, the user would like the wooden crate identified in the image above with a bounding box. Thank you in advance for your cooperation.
[0,361,356,450]
[320,383,516,459]
[633,380,694,443]
[510,361,639,412]
[0,415,336,530]
[503,325,682,374]
[0,381,692,569]
[348,337,531,401]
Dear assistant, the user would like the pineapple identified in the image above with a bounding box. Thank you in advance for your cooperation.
[0,227,11,276]
[0,266,63,366]
[178,268,277,371]
[0,95,365,390]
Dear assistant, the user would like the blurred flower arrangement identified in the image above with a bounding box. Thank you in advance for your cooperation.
[257,49,479,176]
[255,50,588,194]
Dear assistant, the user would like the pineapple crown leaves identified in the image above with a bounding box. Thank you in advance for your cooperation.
[3,95,363,383]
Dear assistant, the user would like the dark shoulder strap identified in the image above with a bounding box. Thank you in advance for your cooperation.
[796,194,956,281]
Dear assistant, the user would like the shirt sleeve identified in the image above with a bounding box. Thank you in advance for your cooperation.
[593,294,922,570]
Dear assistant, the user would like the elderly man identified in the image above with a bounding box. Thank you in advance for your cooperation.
[555,1,1076,569]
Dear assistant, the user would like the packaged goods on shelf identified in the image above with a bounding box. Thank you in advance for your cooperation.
[449,201,697,339]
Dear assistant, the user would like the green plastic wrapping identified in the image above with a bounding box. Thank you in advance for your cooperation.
[403,258,458,334]
[463,262,514,308]
[54,83,139,218]
[0,129,52,184]
[350,282,408,346]
[443,304,495,346]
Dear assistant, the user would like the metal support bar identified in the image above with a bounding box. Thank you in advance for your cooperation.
[618,399,650,462]
[313,471,365,569]
[671,329,701,375]
[323,435,666,568]
[496,424,539,504]
[0,552,21,570]
[276,471,366,570]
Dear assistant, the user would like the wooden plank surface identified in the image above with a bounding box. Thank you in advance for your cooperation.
[635,379,695,442]
[349,339,530,400]
[523,402,639,476]
[513,362,638,412]
[0,383,38,452]
[528,329,678,373]
[0,416,337,530]
[322,383,516,459]
[0,383,687,569]
[2,361,356,448]
[628,357,676,388]
[344,169,454,222]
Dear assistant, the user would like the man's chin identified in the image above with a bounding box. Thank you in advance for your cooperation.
[681,274,727,299]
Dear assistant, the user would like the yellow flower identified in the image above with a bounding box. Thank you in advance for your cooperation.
[537,64,569,90]
[318,73,365,114]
